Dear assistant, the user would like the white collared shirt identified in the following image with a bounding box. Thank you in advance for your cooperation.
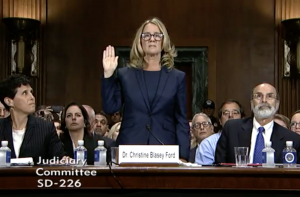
[12,129,26,158]
[249,118,274,163]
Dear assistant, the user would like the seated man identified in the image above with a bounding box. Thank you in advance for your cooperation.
[195,99,245,165]
[189,113,214,163]
[215,83,300,164]
[290,110,300,135]
[83,104,116,162]
[0,101,9,118]
[0,74,64,164]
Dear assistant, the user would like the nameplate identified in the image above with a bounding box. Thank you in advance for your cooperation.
[118,145,179,165]
[11,157,34,166]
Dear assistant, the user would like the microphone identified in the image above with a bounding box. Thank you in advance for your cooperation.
[146,124,165,145]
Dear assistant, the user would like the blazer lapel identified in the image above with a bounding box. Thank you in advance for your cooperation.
[19,115,35,157]
[3,117,16,158]
[151,67,170,110]
[270,123,284,162]
[135,69,151,112]
[239,118,253,147]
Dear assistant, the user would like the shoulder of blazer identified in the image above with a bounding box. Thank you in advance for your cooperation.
[275,122,300,139]
[224,117,252,130]
[170,68,186,80]
[28,115,54,131]
[117,66,134,76]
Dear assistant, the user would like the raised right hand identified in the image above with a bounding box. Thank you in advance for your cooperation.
[103,45,119,78]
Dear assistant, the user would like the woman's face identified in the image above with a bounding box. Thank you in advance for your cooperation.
[112,124,120,141]
[141,23,163,56]
[65,105,85,131]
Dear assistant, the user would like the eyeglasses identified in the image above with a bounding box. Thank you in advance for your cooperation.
[222,110,240,117]
[252,93,277,101]
[141,33,164,41]
[193,122,211,129]
[290,122,300,128]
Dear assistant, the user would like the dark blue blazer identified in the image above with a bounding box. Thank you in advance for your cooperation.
[101,66,190,160]
[215,117,300,164]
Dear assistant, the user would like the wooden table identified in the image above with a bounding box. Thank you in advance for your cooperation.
[0,166,300,196]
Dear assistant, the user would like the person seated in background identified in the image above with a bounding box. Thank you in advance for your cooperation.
[215,83,300,164]
[202,99,221,133]
[94,112,109,137]
[189,120,197,150]
[0,74,64,164]
[274,114,290,129]
[83,104,115,144]
[0,101,9,118]
[61,102,115,165]
[34,105,54,121]
[195,99,245,165]
[109,111,122,128]
[290,110,300,135]
[107,122,121,141]
[189,113,214,163]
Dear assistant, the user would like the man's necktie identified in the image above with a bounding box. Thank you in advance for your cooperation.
[253,127,265,163]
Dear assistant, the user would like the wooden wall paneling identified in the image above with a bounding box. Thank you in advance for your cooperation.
[1,0,46,107]
[0,0,6,81]
[275,0,300,117]
[44,0,276,117]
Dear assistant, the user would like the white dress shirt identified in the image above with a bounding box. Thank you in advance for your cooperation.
[249,118,274,163]
[12,129,26,158]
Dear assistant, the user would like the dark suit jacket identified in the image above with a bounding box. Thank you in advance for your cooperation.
[189,146,197,163]
[61,132,116,165]
[215,117,300,164]
[101,66,190,160]
[0,115,64,164]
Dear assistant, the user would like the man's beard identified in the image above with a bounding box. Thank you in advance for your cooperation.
[251,102,278,120]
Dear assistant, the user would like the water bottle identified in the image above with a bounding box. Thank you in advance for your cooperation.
[262,141,275,168]
[283,141,297,168]
[94,140,107,166]
[74,140,87,166]
[0,141,11,167]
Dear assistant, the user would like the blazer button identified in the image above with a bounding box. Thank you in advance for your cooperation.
[148,113,151,117]
[146,124,150,130]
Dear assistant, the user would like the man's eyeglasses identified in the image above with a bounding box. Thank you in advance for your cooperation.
[290,122,300,128]
[252,93,277,101]
[222,110,240,117]
[141,33,164,41]
[193,122,211,129]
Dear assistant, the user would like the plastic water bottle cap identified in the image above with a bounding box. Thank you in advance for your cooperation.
[286,141,293,147]
[98,140,104,146]
[78,140,84,146]
[265,141,272,147]
[1,141,8,147]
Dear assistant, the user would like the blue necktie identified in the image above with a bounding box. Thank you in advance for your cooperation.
[253,127,265,163]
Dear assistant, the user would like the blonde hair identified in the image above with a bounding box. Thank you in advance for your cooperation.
[129,17,177,69]
[108,122,121,139]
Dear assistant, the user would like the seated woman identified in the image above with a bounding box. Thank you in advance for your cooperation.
[274,114,290,129]
[60,102,115,165]
[107,122,121,141]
